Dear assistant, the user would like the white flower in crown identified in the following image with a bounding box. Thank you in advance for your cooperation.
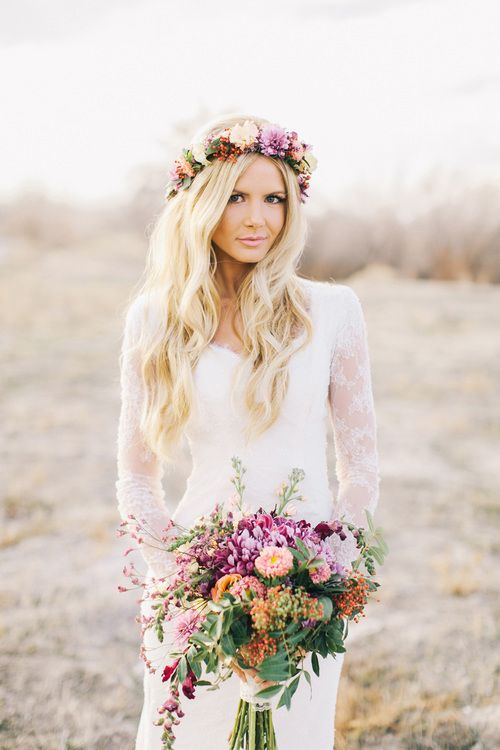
[190,141,210,166]
[303,148,318,172]
[229,120,260,148]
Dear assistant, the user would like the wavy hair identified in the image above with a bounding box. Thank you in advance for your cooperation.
[122,112,314,463]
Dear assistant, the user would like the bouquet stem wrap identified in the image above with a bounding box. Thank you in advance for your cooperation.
[228,678,277,750]
[239,676,272,712]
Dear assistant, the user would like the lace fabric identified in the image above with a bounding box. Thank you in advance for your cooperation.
[115,299,177,580]
[327,287,380,566]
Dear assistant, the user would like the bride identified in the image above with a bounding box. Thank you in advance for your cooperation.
[116,113,380,749]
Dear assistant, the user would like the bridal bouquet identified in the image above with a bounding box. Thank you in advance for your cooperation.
[118,457,388,750]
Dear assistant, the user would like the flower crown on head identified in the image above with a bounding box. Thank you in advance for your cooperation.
[164,119,318,204]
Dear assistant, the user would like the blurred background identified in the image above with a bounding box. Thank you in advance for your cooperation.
[1,1,499,748]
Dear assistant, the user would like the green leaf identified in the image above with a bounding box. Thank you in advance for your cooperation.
[189,632,213,648]
[277,686,291,710]
[318,596,333,621]
[311,652,320,677]
[287,630,308,647]
[255,684,283,699]
[230,619,250,647]
[258,667,290,682]
[189,659,202,679]
[289,547,307,562]
[177,656,187,683]
[295,538,311,559]
[377,535,389,554]
[257,657,291,681]
[288,675,300,701]
[220,633,236,657]
[365,509,375,532]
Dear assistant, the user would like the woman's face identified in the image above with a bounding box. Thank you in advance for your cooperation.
[211,155,287,264]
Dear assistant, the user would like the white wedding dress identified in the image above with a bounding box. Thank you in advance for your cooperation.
[116,276,380,750]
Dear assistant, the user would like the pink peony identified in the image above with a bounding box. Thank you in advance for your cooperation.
[172,608,203,646]
[255,546,294,578]
[309,563,332,584]
[230,575,267,600]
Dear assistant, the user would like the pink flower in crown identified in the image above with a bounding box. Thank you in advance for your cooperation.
[176,155,195,178]
[229,120,260,149]
[167,163,181,184]
[258,124,290,158]
[172,608,204,646]
[255,545,294,578]
[287,131,305,161]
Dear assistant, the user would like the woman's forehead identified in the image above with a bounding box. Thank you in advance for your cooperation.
[235,158,286,192]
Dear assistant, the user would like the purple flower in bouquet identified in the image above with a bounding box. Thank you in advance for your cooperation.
[214,511,340,577]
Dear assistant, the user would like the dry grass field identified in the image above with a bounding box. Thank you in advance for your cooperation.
[1,234,499,749]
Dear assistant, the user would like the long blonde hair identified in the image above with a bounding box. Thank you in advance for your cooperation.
[123,112,314,463]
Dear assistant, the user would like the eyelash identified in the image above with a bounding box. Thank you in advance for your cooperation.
[228,194,286,205]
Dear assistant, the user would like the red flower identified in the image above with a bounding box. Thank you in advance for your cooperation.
[181,670,197,700]
[161,658,180,682]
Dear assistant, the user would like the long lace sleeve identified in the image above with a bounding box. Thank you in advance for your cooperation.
[115,297,176,581]
[327,287,380,566]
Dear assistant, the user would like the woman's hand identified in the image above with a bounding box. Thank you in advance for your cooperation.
[230,659,275,690]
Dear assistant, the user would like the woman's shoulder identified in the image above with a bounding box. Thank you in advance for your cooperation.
[122,291,163,342]
[123,292,148,334]
[297,276,361,311]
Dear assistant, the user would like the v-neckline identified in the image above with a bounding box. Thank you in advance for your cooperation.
[208,341,244,358]
[207,278,313,360]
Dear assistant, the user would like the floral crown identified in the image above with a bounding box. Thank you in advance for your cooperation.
[164,120,318,204]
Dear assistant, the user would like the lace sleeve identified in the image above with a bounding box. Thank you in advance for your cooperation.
[328,286,380,534]
[115,297,176,581]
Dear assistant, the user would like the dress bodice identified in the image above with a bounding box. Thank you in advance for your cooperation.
[116,277,380,578]
[177,278,337,527]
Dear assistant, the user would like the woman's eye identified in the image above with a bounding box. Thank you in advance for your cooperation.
[228,194,285,204]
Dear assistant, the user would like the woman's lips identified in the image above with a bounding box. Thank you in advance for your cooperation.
[238,237,266,246]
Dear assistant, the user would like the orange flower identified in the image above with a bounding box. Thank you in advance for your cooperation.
[211,574,242,602]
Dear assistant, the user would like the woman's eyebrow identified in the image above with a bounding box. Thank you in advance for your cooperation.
[231,190,287,195]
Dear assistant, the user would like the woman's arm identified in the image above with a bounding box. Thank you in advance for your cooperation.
[328,286,380,535]
[115,297,176,581]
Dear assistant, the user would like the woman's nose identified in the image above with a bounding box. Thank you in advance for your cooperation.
[244,202,265,226]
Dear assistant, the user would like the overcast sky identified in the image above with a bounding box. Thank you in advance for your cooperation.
[1,0,499,218]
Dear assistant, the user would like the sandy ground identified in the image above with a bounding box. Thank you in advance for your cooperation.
[1,235,499,749]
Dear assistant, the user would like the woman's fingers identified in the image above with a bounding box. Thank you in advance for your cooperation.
[230,659,247,682]
[230,660,275,689]
[248,667,275,689]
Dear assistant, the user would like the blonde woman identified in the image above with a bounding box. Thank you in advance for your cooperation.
[116,113,380,749]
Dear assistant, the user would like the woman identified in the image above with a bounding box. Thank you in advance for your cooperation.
[116,113,380,749]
